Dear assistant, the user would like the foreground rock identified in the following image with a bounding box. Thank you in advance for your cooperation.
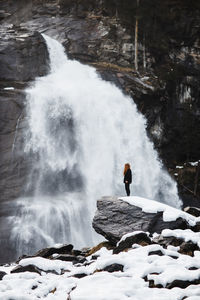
[92,196,191,244]
[0,30,49,203]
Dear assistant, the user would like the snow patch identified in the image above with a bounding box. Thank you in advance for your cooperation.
[162,229,200,248]
[120,196,197,226]
[3,87,14,90]
[1,241,200,299]
[19,257,73,274]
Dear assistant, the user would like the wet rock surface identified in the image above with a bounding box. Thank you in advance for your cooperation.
[0,29,49,203]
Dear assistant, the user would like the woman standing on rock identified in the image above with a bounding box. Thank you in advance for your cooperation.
[123,163,132,196]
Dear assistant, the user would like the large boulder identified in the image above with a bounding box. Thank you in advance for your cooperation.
[92,196,191,244]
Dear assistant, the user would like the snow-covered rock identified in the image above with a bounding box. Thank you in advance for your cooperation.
[184,206,200,217]
[34,244,74,258]
[92,196,197,244]
[113,231,151,254]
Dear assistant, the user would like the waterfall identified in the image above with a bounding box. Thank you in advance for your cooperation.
[11,35,182,256]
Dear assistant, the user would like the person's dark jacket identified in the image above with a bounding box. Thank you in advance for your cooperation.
[124,168,132,184]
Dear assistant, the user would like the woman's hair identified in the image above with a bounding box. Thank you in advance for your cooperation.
[124,163,131,175]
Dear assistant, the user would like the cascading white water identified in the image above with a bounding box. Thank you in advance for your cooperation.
[12,35,182,256]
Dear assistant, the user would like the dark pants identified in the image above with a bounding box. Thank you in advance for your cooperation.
[125,183,130,196]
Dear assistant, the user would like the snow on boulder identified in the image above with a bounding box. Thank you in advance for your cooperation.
[92,196,199,244]
[15,257,73,275]
[184,206,200,217]
[0,271,7,280]
[33,244,73,258]
[113,231,152,254]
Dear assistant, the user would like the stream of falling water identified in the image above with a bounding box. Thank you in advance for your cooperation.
[11,35,182,256]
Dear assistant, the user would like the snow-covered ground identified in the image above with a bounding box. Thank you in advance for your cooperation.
[1,240,200,300]
[0,196,200,300]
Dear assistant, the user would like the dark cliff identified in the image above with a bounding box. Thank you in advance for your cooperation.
[0,0,200,204]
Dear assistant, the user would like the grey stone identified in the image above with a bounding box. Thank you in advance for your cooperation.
[103,263,124,273]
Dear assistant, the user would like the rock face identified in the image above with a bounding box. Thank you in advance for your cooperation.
[0,24,49,263]
[92,197,189,244]
[0,29,49,203]
[0,31,49,81]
